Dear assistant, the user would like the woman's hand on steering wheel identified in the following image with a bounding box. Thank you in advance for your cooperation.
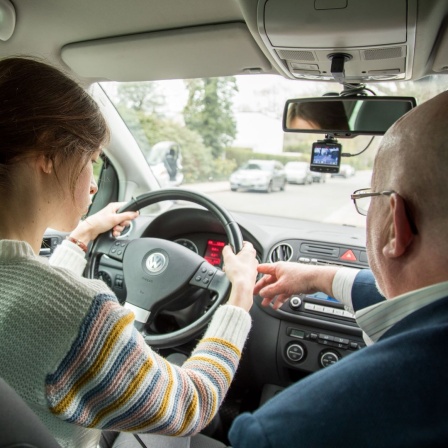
[71,203,139,244]
[223,242,259,312]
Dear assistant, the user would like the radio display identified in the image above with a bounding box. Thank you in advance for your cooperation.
[307,292,340,303]
[204,240,225,266]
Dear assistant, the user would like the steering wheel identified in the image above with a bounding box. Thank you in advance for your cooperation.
[88,188,243,349]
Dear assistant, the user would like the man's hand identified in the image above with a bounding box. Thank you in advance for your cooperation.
[255,262,339,310]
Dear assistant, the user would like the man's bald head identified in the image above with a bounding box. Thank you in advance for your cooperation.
[372,90,448,242]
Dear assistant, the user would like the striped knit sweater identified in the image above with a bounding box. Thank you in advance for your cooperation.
[0,239,251,448]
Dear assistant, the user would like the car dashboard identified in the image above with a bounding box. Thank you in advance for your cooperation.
[42,204,368,403]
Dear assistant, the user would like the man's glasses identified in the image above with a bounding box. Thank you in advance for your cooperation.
[351,188,418,235]
[351,188,394,216]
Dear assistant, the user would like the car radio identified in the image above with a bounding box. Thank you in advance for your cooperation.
[286,291,355,321]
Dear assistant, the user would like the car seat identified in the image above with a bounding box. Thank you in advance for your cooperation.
[0,374,228,448]
[0,377,61,447]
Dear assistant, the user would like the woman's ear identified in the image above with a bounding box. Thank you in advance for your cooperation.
[36,154,53,174]
[382,193,414,258]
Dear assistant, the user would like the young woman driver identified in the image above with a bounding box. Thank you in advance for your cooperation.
[0,57,258,448]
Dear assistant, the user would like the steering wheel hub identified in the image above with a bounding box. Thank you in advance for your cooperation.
[144,251,168,274]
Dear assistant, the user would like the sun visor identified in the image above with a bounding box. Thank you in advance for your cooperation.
[61,23,272,82]
[257,0,417,83]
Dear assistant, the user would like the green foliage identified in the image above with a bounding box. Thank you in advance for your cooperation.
[224,147,254,168]
[210,158,237,181]
[184,78,238,158]
[117,82,163,115]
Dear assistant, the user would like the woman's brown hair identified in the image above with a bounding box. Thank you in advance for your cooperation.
[0,57,109,194]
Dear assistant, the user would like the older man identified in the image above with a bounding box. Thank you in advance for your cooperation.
[229,91,448,447]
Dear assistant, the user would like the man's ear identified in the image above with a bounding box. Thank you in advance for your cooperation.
[382,193,414,258]
[36,154,53,174]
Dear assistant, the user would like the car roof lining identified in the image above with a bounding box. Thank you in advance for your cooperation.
[0,0,447,84]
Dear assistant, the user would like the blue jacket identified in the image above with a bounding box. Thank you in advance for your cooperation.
[229,270,448,447]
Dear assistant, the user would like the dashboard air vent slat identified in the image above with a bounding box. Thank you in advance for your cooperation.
[300,243,339,258]
[269,243,293,263]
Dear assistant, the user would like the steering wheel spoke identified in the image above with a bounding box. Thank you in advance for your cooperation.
[190,262,230,297]
[90,232,130,262]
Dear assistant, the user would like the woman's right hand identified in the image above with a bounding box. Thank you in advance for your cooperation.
[222,242,259,312]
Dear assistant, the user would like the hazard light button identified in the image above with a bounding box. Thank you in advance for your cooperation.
[340,249,357,261]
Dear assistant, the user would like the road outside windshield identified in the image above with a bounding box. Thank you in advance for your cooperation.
[101,75,446,227]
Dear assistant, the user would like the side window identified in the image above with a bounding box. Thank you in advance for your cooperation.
[93,157,104,184]
[88,154,118,215]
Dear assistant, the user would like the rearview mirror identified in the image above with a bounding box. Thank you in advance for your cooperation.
[283,96,417,137]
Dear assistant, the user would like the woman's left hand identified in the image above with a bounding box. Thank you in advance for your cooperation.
[69,203,139,245]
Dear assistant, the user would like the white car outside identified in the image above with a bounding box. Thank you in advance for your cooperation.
[284,161,313,185]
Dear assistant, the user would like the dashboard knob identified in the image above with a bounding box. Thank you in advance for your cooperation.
[320,351,340,368]
[286,343,305,363]
[289,296,302,310]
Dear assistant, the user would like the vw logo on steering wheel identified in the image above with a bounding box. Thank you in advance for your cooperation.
[145,251,168,274]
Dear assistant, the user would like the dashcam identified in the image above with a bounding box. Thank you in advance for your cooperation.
[310,141,342,173]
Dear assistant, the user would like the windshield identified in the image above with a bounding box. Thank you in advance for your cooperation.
[101,75,446,227]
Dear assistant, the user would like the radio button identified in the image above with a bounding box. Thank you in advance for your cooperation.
[289,296,302,309]
[304,303,315,311]
[333,337,349,344]
[318,333,334,342]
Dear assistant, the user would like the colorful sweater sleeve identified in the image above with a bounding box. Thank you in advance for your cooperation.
[45,293,251,436]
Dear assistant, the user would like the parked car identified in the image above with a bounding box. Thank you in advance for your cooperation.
[230,159,286,192]
[311,172,327,183]
[284,161,313,185]
[331,164,356,178]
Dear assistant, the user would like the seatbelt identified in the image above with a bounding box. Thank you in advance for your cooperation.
[133,434,147,448]
[133,434,191,448]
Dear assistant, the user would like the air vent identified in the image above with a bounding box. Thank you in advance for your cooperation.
[269,243,293,263]
[300,243,339,258]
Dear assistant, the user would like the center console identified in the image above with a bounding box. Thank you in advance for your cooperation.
[264,239,370,383]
